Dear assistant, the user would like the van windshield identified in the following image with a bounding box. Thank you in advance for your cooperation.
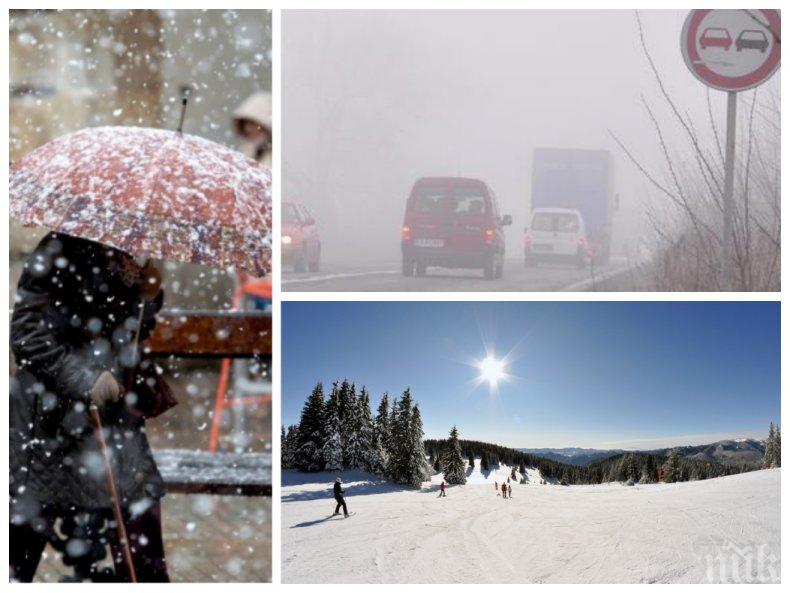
[410,184,489,218]
[531,212,579,232]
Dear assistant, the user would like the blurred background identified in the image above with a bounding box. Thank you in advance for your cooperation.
[9,9,272,582]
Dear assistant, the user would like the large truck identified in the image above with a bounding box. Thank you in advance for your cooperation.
[530,148,614,265]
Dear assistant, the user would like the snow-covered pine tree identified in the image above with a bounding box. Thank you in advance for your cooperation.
[443,425,466,485]
[294,382,326,472]
[322,404,343,471]
[358,388,385,475]
[776,426,781,467]
[386,389,427,486]
[626,453,638,482]
[388,397,399,462]
[376,392,391,465]
[481,451,490,472]
[763,422,778,468]
[336,379,355,467]
[639,455,655,483]
[410,404,431,483]
[663,448,680,483]
[281,424,299,469]
[343,383,366,470]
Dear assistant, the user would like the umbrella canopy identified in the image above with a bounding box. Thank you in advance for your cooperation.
[10,126,272,277]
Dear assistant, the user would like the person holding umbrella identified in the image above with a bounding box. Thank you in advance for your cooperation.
[10,232,175,582]
[9,117,272,581]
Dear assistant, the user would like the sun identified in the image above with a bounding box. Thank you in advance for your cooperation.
[479,356,505,385]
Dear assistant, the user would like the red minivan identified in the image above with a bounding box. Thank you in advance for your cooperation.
[401,177,512,279]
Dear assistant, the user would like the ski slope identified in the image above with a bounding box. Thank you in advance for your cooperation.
[426,459,549,486]
[282,467,780,583]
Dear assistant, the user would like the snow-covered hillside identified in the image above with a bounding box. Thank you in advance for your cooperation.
[427,458,548,486]
[282,468,780,583]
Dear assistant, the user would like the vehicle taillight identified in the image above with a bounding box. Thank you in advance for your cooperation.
[484,228,495,245]
[401,224,412,243]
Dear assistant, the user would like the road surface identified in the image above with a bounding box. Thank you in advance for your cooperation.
[282,258,641,292]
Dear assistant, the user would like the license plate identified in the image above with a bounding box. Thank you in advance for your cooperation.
[415,238,444,248]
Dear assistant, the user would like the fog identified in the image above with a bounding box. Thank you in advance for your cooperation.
[283,9,779,278]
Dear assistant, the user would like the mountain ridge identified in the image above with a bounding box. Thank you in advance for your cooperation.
[519,438,765,467]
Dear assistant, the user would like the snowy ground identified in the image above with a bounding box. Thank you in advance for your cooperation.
[282,465,780,583]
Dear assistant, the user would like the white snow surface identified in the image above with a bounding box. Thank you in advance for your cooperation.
[282,468,780,583]
[428,459,548,486]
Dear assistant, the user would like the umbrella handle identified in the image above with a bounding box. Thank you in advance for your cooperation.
[89,404,138,583]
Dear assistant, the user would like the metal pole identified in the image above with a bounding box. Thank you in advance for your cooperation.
[721,91,737,290]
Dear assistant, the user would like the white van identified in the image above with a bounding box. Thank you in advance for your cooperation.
[524,208,589,268]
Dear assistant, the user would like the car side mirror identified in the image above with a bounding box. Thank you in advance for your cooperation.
[501,214,513,226]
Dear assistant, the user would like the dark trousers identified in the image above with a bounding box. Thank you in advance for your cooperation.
[9,501,169,582]
[334,496,348,516]
[438,490,446,497]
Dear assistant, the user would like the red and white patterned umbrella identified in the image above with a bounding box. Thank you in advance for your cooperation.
[10,126,272,277]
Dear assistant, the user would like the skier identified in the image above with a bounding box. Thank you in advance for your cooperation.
[10,233,176,582]
[501,482,508,499]
[508,484,513,498]
[332,477,349,517]
[495,480,499,496]
[438,481,447,498]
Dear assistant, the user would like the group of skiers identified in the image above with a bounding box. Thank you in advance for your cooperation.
[434,478,514,499]
[332,475,519,516]
[496,480,514,499]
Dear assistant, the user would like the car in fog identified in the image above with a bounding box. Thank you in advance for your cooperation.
[401,177,512,279]
[282,201,321,272]
[735,29,769,53]
[699,27,732,50]
[524,208,589,268]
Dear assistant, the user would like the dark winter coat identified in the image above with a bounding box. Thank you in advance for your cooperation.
[10,233,176,518]
[333,482,344,499]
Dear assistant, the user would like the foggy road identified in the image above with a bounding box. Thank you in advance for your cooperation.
[282,258,638,292]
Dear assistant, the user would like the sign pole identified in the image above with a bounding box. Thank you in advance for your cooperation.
[681,9,781,291]
[721,90,737,290]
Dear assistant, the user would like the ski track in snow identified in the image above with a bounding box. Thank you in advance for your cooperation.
[282,465,780,583]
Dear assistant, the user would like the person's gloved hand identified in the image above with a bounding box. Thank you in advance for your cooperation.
[138,261,162,301]
[91,371,121,407]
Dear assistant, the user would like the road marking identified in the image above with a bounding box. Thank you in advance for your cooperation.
[282,270,399,285]
[560,263,635,291]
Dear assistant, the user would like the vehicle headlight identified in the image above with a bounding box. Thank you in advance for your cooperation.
[282,235,292,245]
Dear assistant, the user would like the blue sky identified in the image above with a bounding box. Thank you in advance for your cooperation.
[282,302,779,450]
